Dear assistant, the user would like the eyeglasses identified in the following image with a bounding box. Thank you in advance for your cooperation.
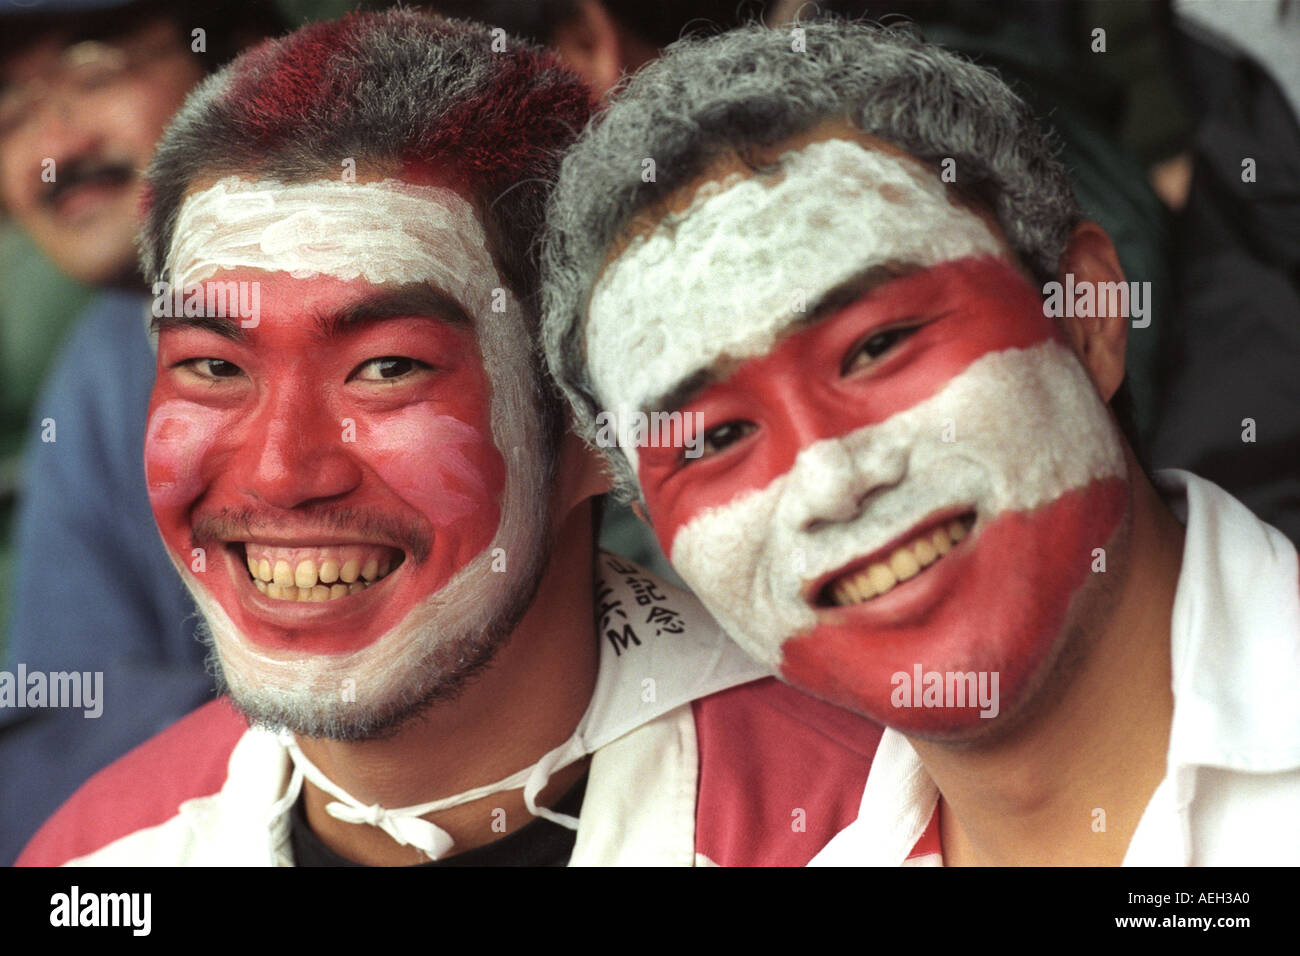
[0,37,185,140]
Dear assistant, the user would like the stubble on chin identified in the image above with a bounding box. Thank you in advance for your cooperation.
[200,517,558,743]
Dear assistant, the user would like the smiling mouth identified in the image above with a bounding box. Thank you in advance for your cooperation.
[817,511,976,608]
[44,163,134,213]
[237,543,406,602]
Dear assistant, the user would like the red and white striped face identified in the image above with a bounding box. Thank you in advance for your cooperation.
[145,177,555,738]
[586,136,1129,735]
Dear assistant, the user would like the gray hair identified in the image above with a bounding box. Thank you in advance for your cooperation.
[541,19,1082,502]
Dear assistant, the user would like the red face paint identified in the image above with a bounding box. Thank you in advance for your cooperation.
[638,258,1057,547]
[634,256,1128,733]
[146,270,506,655]
[780,480,1127,729]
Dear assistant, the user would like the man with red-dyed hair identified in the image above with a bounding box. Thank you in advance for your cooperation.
[19,9,878,866]
[542,21,1300,865]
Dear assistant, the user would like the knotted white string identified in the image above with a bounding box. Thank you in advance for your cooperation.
[278,729,588,861]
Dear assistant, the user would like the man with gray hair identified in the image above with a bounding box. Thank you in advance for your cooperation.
[542,20,1300,865]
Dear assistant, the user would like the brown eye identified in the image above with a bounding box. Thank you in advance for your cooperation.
[351,357,430,381]
[843,325,920,375]
[696,421,755,460]
[184,358,243,379]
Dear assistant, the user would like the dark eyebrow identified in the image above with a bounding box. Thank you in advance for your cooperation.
[149,314,245,341]
[646,261,925,415]
[148,283,474,343]
[314,284,473,340]
[801,261,924,327]
[656,367,727,417]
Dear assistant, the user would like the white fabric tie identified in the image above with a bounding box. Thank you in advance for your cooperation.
[278,730,588,861]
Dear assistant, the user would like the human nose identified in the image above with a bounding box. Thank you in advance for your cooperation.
[776,434,907,534]
[19,81,87,148]
[237,395,364,510]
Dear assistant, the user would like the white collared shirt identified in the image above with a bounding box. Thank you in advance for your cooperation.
[810,470,1300,866]
[58,553,771,866]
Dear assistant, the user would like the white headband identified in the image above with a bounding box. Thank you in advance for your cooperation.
[585,137,1007,417]
[166,177,499,315]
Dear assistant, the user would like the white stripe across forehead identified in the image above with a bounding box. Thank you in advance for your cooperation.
[667,341,1126,671]
[166,177,500,315]
[585,137,1006,417]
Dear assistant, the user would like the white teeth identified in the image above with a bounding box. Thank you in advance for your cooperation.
[835,578,860,606]
[867,562,896,594]
[294,559,317,589]
[826,516,974,607]
[890,547,921,581]
[242,544,401,601]
[258,581,370,602]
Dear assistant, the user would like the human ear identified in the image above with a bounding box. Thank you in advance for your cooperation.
[1054,221,1129,402]
[553,426,614,519]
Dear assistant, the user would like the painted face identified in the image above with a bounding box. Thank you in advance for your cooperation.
[147,176,554,738]
[586,137,1128,736]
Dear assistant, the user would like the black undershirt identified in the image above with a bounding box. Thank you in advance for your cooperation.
[290,773,589,867]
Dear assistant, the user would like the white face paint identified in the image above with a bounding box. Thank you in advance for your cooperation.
[584,137,1007,439]
[157,177,555,740]
[167,176,498,317]
[581,135,1131,730]
[668,341,1126,671]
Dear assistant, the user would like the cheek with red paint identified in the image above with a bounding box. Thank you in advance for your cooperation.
[145,399,227,511]
[145,397,234,563]
[360,405,505,581]
[638,257,1061,548]
[780,480,1127,732]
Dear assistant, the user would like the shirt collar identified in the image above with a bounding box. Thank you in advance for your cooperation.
[1156,469,1300,772]
[206,551,772,861]
[811,469,1300,865]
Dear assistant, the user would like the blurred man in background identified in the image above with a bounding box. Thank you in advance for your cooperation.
[0,0,285,863]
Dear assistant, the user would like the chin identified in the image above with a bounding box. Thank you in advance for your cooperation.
[778,479,1132,746]
[185,523,549,740]
[179,451,554,741]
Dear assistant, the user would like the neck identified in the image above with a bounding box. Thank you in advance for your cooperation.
[295,503,600,866]
[912,459,1185,865]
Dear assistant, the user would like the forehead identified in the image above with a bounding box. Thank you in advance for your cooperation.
[168,174,500,315]
[584,127,1011,414]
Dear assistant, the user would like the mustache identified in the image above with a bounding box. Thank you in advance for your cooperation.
[42,156,136,208]
[192,506,433,565]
